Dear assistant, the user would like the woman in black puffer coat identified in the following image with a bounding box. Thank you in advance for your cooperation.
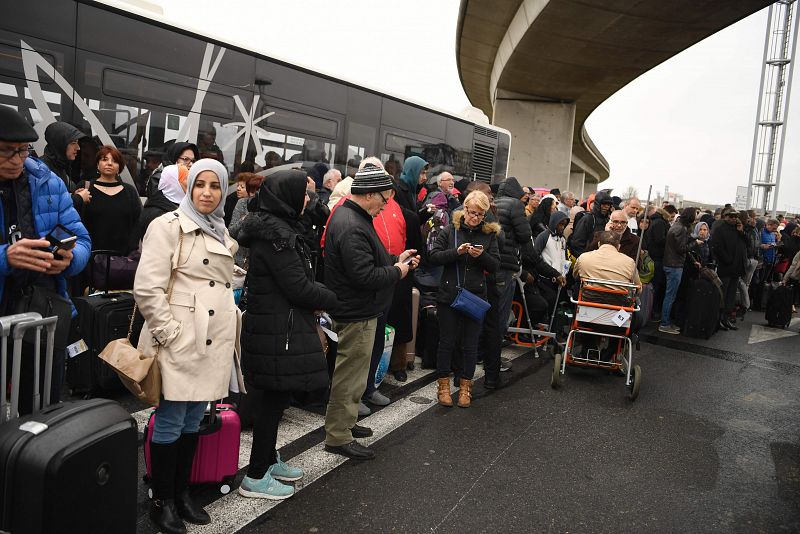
[429,190,501,409]
[236,169,339,498]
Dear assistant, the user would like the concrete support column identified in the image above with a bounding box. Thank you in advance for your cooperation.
[492,99,575,191]
[568,171,585,200]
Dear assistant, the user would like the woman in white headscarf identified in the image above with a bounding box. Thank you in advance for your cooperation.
[134,159,244,534]
[136,164,188,243]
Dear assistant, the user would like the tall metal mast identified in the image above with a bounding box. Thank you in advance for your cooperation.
[746,0,799,215]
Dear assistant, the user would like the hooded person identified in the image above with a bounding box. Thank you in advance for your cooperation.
[236,169,339,500]
[40,121,89,212]
[568,190,614,258]
[397,156,427,212]
[307,162,330,192]
[137,164,188,243]
[146,141,199,197]
[534,210,569,274]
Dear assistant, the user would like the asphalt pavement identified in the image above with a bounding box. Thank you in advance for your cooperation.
[101,308,800,533]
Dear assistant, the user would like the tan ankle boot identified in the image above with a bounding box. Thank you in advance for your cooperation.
[437,377,453,407]
[457,379,472,408]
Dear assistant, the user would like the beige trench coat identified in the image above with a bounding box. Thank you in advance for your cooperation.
[134,209,245,401]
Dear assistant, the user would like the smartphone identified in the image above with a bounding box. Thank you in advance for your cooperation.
[45,224,78,257]
[402,257,415,265]
[471,244,484,250]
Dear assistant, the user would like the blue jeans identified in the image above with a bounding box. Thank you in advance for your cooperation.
[660,266,683,327]
[152,400,207,444]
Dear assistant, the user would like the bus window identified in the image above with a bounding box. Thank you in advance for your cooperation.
[346,121,376,177]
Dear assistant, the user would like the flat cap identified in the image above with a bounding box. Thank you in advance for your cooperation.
[0,106,38,142]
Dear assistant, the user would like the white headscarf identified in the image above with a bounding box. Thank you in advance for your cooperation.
[179,159,229,244]
[157,164,186,203]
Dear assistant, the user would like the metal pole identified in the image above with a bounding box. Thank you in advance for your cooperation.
[747,4,774,210]
[772,1,799,216]
[635,185,653,265]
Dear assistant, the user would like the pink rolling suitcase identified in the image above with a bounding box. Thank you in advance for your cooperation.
[144,402,240,495]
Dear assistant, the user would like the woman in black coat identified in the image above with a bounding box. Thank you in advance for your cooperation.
[429,190,501,408]
[236,169,339,500]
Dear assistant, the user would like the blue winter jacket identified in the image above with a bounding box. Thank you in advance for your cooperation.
[0,158,91,315]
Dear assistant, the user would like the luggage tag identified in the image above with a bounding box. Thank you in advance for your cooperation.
[66,339,89,358]
[612,309,631,327]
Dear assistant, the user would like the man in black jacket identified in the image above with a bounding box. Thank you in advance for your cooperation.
[643,206,669,320]
[40,121,91,212]
[494,177,563,371]
[323,163,417,460]
[712,207,748,330]
[568,190,614,258]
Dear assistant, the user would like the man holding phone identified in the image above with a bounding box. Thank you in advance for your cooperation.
[0,107,91,413]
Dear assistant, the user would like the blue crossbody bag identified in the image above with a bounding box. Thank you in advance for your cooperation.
[450,227,491,323]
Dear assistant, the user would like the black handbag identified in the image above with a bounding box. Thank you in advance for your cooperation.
[450,228,491,323]
[14,285,72,348]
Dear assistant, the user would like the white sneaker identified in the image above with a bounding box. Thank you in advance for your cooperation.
[365,390,390,406]
[358,402,371,417]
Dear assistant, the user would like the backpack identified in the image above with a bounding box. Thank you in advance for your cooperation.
[638,251,655,283]
[422,208,450,252]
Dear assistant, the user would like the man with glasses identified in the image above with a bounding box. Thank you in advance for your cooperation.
[323,163,419,460]
[0,107,91,413]
[587,209,641,260]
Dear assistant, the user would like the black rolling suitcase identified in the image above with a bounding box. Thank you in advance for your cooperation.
[67,292,143,394]
[682,278,721,339]
[765,284,793,328]
[416,306,439,369]
[0,313,138,534]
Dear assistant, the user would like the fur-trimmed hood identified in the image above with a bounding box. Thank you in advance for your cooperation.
[452,210,501,235]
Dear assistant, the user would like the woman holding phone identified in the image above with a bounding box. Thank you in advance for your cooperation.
[428,190,501,408]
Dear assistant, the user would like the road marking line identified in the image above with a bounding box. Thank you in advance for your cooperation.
[188,346,529,533]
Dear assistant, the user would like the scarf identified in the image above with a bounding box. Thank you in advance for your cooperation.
[178,159,228,244]
[158,164,187,203]
[691,222,709,240]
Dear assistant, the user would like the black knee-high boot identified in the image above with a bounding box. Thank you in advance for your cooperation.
[174,433,211,525]
[149,441,186,534]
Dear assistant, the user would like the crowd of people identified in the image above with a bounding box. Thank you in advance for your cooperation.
[1,106,799,534]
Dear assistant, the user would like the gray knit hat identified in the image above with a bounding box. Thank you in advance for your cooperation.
[351,163,395,195]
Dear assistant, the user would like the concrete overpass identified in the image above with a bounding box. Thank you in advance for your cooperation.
[456,0,773,197]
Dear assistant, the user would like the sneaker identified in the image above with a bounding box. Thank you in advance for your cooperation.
[365,390,390,406]
[500,359,512,372]
[658,324,680,335]
[358,402,371,417]
[270,452,303,482]
[238,466,294,500]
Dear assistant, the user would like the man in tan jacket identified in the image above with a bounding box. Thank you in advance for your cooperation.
[574,231,641,289]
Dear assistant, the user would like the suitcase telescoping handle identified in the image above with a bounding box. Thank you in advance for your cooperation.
[0,313,43,424]
[3,315,58,422]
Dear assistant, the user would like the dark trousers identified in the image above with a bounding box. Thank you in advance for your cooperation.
[436,304,480,381]
[247,389,292,479]
[362,304,391,398]
[479,280,501,380]
[720,276,739,316]
[652,258,665,317]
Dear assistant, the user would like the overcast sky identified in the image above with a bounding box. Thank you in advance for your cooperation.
[122,0,799,212]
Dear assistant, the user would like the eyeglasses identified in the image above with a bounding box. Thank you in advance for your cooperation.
[610,220,628,226]
[465,209,485,219]
[177,156,195,165]
[377,191,391,205]
[0,145,32,160]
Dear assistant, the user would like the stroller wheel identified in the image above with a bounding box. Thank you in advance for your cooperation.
[627,365,641,401]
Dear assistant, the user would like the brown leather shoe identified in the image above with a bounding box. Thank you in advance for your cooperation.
[457,379,472,408]
[437,377,453,407]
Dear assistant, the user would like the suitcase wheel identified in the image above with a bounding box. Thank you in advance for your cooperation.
[220,483,231,495]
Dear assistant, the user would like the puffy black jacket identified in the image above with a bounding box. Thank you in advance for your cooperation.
[569,191,612,257]
[136,188,177,244]
[428,211,501,305]
[643,210,669,260]
[712,221,748,278]
[494,177,532,272]
[324,199,402,322]
[237,170,339,391]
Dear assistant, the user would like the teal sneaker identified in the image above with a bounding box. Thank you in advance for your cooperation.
[270,452,303,482]
[238,466,294,500]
